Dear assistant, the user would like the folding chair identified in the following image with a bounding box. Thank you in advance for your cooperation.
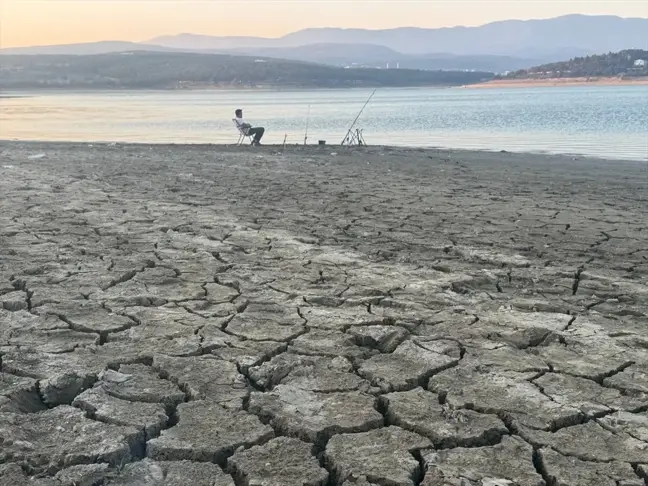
[233,119,254,146]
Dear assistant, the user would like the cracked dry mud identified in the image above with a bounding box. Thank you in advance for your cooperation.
[1,141,647,485]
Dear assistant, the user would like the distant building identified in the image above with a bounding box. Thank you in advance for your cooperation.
[634,59,646,67]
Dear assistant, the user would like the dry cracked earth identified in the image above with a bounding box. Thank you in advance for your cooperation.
[1,141,648,486]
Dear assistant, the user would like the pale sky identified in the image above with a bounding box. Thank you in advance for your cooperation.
[1,0,647,48]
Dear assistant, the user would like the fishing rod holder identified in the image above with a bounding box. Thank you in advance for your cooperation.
[341,128,367,146]
[340,89,376,146]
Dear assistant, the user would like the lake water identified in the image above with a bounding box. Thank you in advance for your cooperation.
[1,86,647,160]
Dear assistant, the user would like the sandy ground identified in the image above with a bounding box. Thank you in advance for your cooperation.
[1,142,648,485]
[471,77,648,88]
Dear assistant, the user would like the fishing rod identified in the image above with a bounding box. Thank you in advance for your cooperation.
[304,104,310,146]
[341,89,376,145]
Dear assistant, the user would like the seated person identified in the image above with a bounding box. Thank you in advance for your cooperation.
[235,109,265,146]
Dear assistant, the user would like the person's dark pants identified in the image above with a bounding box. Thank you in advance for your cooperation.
[248,127,265,144]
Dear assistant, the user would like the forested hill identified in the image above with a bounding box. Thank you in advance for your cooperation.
[502,49,648,79]
[0,51,493,89]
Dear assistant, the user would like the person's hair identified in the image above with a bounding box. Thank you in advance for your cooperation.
[235,109,242,116]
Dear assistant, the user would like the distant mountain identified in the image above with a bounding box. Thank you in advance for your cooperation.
[0,51,494,90]
[225,43,401,65]
[504,49,648,79]
[222,44,539,72]
[148,15,648,57]
[2,15,646,75]
[0,41,176,56]
[147,34,278,51]
[0,40,542,73]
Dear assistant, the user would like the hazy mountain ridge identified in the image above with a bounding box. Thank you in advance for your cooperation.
[0,41,174,56]
[220,44,540,72]
[1,15,645,74]
[0,41,541,73]
[148,15,648,56]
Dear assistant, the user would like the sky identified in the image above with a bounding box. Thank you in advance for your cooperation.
[1,0,647,48]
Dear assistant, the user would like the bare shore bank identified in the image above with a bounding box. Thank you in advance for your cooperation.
[471,76,648,88]
[1,142,647,485]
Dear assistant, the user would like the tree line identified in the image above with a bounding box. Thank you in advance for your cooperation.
[501,49,648,79]
[0,51,494,89]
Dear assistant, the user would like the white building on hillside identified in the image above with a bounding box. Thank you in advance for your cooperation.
[634,59,646,67]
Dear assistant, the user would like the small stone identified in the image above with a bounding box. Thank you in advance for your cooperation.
[228,436,328,485]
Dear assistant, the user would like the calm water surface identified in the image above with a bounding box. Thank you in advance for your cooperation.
[1,86,647,160]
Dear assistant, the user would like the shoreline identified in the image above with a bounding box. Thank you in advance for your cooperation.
[0,84,464,94]
[5,80,648,93]
[4,78,648,94]
[2,139,646,163]
[471,76,648,88]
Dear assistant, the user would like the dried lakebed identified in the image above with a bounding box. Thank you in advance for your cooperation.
[1,142,647,486]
